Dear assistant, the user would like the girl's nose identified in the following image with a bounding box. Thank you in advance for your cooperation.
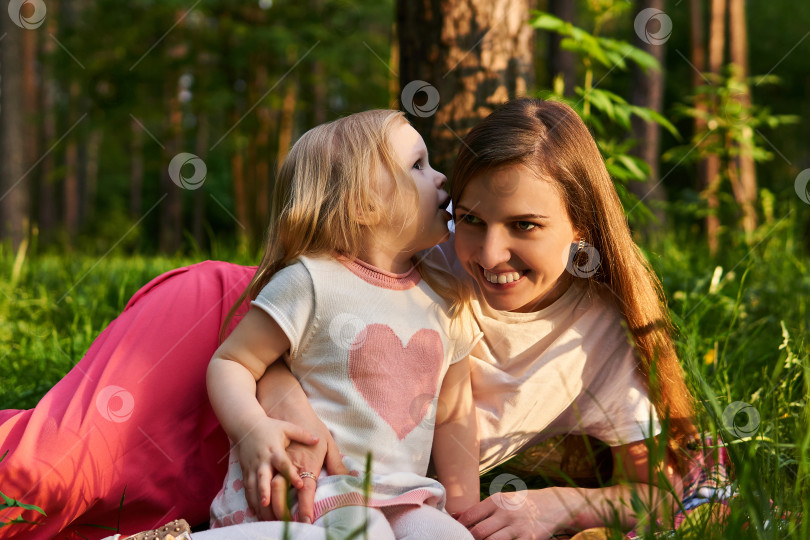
[478,227,511,269]
[435,171,447,190]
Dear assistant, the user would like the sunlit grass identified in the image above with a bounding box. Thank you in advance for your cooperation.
[1,210,808,537]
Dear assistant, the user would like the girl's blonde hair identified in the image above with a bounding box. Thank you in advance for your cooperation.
[221,109,468,342]
[450,98,697,464]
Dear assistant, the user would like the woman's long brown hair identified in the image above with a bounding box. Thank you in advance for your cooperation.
[450,98,697,468]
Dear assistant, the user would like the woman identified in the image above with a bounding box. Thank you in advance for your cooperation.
[247,98,697,539]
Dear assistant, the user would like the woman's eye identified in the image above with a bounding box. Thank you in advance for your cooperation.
[457,214,481,225]
[413,160,423,171]
[515,221,537,231]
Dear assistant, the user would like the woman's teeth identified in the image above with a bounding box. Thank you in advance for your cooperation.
[483,269,522,284]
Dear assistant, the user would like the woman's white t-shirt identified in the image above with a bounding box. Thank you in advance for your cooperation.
[429,240,661,473]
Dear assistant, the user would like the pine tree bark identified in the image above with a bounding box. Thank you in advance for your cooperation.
[193,113,209,248]
[728,0,757,236]
[629,0,667,236]
[159,85,183,253]
[39,5,59,237]
[689,0,710,246]
[254,65,272,231]
[705,0,726,253]
[130,117,144,219]
[83,129,103,226]
[64,81,81,238]
[0,15,29,248]
[398,0,534,177]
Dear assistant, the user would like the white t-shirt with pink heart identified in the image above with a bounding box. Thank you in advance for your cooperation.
[209,254,480,527]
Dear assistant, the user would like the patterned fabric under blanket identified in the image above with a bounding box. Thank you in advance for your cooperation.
[625,435,733,539]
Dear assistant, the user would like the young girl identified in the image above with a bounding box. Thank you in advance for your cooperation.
[205,110,480,539]
[255,98,699,539]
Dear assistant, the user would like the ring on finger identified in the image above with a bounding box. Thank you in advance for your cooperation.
[299,471,317,481]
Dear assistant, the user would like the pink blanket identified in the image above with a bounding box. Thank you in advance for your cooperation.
[0,261,256,539]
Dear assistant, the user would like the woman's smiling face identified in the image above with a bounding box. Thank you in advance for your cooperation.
[453,164,581,312]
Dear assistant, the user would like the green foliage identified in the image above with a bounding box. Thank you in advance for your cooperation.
[530,5,679,224]
[664,67,799,211]
[1,209,809,536]
[0,451,47,529]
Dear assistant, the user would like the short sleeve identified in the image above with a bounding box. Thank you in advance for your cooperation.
[250,261,315,358]
[446,314,483,365]
[572,347,662,446]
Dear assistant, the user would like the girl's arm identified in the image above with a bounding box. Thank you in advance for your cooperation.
[432,355,481,515]
[207,308,319,517]
[256,362,348,523]
[458,439,684,538]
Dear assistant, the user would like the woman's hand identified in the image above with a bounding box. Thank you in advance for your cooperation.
[233,416,319,521]
[458,487,581,540]
[270,417,347,523]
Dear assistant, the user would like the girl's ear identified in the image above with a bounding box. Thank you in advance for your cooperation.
[354,202,381,226]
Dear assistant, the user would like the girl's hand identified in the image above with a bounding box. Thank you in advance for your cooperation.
[270,418,348,523]
[458,488,578,540]
[234,416,319,521]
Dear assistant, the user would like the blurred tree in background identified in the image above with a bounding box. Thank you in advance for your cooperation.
[0,0,808,256]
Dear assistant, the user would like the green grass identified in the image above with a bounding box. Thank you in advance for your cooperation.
[1,209,808,538]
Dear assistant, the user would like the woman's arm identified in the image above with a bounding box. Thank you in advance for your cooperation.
[432,356,481,514]
[207,308,319,518]
[458,439,683,539]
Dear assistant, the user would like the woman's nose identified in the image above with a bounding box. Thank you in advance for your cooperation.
[478,227,511,269]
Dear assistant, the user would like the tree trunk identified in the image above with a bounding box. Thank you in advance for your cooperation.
[629,0,667,237]
[159,85,183,253]
[83,129,103,226]
[728,0,757,236]
[254,65,272,232]
[313,60,328,125]
[0,14,29,248]
[22,27,39,205]
[130,116,144,218]
[547,0,576,96]
[64,81,81,238]
[193,113,209,248]
[398,0,534,177]
[277,68,298,173]
[39,6,59,237]
[705,0,726,254]
[231,147,249,247]
[689,0,710,247]
[389,22,400,107]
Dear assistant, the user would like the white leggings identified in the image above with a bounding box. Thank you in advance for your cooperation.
[194,505,473,539]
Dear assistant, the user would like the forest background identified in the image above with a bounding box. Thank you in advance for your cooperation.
[1,0,809,537]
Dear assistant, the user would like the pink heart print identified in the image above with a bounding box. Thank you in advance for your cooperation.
[348,324,444,440]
